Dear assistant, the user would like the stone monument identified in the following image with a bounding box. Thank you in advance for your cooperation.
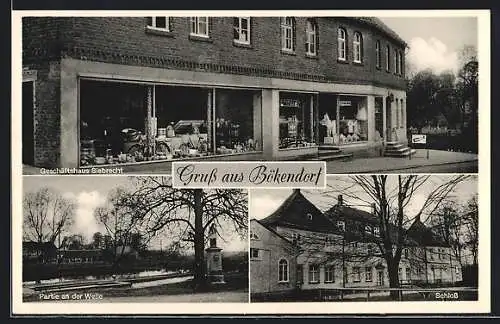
[205,224,225,284]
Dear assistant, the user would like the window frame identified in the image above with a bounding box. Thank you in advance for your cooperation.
[325,265,335,283]
[353,32,363,63]
[281,17,296,52]
[147,16,171,32]
[190,17,209,38]
[233,17,251,45]
[305,19,318,56]
[278,258,289,283]
[250,247,260,259]
[394,48,398,74]
[353,266,361,282]
[337,28,347,61]
[308,264,320,283]
[365,266,373,282]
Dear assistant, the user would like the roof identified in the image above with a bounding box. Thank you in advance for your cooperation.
[324,205,378,225]
[259,189,339,234]
[251,219,294,245]
[406,219,449,247]
[349,17,407,47]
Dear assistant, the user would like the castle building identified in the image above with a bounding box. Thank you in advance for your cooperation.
[250,190,462,299]
[22,16,408,168]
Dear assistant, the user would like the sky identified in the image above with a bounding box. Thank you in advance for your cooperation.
[379,16,478,74]
[250,175,478,225]
[22,176,247,252]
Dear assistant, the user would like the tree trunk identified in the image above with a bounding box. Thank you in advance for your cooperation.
[193,189,206,291]
[387,261,400,300]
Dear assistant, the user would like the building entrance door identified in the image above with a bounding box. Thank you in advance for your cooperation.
[22,81,35,165]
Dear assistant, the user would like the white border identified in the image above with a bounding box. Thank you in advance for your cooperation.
[12,9,490,315]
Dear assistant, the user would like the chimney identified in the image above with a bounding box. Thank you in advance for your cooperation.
[337,195,343,206]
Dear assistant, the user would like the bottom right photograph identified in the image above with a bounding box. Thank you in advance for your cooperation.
[249,174,478,302]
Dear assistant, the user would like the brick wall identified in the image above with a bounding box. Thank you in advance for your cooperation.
[23,16,406,90]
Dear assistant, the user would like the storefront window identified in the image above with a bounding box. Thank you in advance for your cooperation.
[215,88,259,154]
[80,80,262,167]
[279,92,316,149]
[318,94,368,145]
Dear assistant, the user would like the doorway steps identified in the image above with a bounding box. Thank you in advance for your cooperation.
[315,146,354,161]
[384,141,416,157]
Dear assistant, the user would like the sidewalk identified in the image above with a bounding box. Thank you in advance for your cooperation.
[326,149,478,174]
[22,149,478,175]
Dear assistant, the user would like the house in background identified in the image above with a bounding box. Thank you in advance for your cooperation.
[249,189,463,299]
[22,241,57,263]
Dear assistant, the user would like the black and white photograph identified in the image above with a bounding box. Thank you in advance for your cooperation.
[20,14,478,175]
[249,175,479,302]
[22,176,249,303]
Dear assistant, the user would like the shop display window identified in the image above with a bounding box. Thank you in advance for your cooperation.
[215,89,259,155]
[319,95,368,145]
[279,92,316,149]
[79,80,261,167]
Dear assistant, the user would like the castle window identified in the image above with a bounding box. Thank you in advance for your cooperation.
[405,267,411,281]
[365,267,373,282]
[337,28,347,61]
[325,265,335,283]
[281,17,296,52]
[278,258,289,282]
[308,264,320,283]
[353,32,363,63]
[190,17,209,37]
[233,17,250,44]
[373,226,380,237]
[353,267,361,282]
[146,17,170,32]
[250,231,259,240]
[337,220,345,231]
[305,19,318,56]
[307,213,313,220]
[394,48,398,73]
[404,248,409,259]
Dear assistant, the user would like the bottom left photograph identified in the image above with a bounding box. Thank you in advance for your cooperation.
[21,176,249,303]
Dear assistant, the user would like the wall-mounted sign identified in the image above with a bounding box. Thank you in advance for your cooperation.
[411,134,427,144]
[338,100,352,107]
[280,98,300,108]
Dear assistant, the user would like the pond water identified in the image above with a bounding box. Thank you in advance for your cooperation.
[23,269,185,286]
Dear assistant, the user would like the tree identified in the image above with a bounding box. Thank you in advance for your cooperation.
[91,231,104,249]
[328,175,469,299]
[117,177,248,291]
[23,187,75,247]
[94,187,142,265]
[463,195,478,266]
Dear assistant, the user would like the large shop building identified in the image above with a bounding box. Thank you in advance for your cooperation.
[22,16,408,168]
[250,190,463,298]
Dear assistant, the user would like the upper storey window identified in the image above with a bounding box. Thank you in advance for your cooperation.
[337,28,347,61]
[375,40,381,68]
[353,32,363,63]
[190,17,209,37]
[305,19,318,56]
[146,17,170,32]
[398,51,404,76]
[233,17,251,44]
[394,48,398,73]
[386,45,391,71]
[281,17,296,52]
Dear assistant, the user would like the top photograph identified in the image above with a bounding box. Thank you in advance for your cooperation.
[20,14,480,175]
